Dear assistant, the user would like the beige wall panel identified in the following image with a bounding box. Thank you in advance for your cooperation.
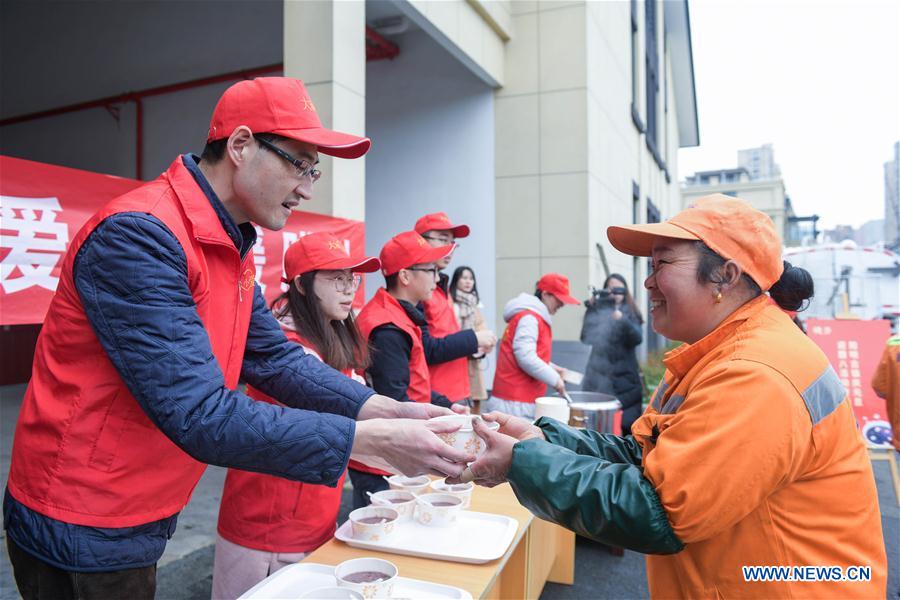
[510,1,538,16]
[538,3,586,92]
[499,12,538,97]
[495,257,542,331]
[540,172,588,257]
[539,89,587,173]
[496,176,541,258]
[459,3,487,67]
[496,94,540,177]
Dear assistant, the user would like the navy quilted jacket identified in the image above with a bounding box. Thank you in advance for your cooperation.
[2,155,374,571]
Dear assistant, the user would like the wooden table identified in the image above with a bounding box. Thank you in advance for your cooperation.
[305,484,575,599]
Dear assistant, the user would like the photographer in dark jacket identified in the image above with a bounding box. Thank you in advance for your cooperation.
[580,274,644,434]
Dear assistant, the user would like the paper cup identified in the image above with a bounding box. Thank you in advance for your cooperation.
[384,475,431,495]
[334,557,398,600]
[535,396,570,423]
[414,492,464,527]
[429,478,474,509]
[369,489,417,520]
[429,415,500,458]
[348,506,398,542]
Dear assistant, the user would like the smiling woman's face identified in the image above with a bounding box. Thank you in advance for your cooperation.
[644,240,717,344]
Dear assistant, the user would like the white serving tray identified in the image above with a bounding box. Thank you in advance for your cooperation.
[239,562,472,599]
[334,511,518,564]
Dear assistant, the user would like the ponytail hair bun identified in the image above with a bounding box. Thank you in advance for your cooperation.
[769,261,813,312]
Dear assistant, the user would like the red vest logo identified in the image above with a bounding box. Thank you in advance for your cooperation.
[240,268,255,291]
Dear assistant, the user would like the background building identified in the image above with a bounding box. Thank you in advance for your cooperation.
[885,141,900,250]
[1,0,698,353]
[681,143,818,246]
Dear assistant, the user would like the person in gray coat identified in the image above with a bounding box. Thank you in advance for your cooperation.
[580,274,644,434]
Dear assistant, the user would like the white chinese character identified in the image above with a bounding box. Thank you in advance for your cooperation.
[837,350,847,360]
[851,379,860,389]
[851,369,860,379]
[848,350,859,359]
[823,326,832,335]
[836,340,847,349]
[253,226,266,296]
[0,196,69,293]
[848,341,858,350]
[812,326,823,335]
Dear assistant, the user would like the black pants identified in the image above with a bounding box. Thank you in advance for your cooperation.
[7,537,156,600]
[347,468,389,511]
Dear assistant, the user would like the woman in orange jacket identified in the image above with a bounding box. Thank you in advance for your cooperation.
[458,195,888,598]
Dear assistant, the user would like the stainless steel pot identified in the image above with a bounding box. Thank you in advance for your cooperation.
[566,391,622,433]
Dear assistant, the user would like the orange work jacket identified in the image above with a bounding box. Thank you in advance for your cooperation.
[871,334,900,451]
[631,295,887,599]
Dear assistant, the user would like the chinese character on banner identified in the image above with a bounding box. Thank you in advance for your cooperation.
[0,196,69,293]
[806,318,894,448]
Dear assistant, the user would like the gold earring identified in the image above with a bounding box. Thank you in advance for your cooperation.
[715,291,723,303]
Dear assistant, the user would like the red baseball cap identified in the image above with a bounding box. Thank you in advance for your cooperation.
[207,77,371,159]
[282,232,380,283]
[414,212,470,238]
[607,194,783,291]
[537,273,580,305]
[379,231,455,276]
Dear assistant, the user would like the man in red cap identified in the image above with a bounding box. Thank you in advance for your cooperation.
[415,212,497,406]
[350,231,479,506]
[4,78,469,597]
[488,273,580,418]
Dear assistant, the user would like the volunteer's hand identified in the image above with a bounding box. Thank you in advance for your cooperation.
[357,394,453,421]
[351,418,469,478]
[612,309,623,320]
[451,402,471,415]
[480,411,545,442]
[553,377,567,397]
[447,419,516,488]
[475,330,497,354]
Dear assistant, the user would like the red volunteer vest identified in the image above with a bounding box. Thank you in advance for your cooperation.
[424,286,470,402]
[217,331,348,553]
[7,157,256,528]
[351,288,430,474]
[491,309,553,403]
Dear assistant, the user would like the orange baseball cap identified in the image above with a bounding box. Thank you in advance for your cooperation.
[414,212,470,238]
[607,194,783,291]
[379,231,455,276]
[207,77,371,159]
[537,273,580,305]
[282,232,380,283]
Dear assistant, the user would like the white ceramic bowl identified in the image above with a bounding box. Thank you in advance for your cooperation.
[384,474,431,495]
[334,557,398,600]
[429,415,500,458]
[347,506,398,542]
[368,489,417,521]
[414,492,464,527]
[429,478,474,509]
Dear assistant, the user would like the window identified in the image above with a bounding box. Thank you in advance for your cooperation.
[645,0,659,158]
[630,0,644,132]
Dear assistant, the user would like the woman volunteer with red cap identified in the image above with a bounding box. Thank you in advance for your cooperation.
[211,232,380,599]
[458,195,887,598]
[486,273,581,419]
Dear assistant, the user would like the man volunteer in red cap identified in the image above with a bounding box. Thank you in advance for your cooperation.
[4,77,470,598]
[488,273,580,418]
[350,231,475,507]
[415,212,497,405]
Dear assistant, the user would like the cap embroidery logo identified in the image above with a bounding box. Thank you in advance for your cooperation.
[328,239,342,250]
[301,98,316,112]
[240,268,255,291]
[417,238,426,246]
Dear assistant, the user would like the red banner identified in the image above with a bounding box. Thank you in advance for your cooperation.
[0,155,366,326]
[806,318,893,448]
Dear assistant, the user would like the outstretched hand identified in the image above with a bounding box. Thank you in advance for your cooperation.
[447,418,517,488]
[351,418,470,478]
[480,411,545,442]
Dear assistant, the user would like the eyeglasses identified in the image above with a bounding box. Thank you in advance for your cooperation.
[421,235,457,248]
[317,273,362,293]
[406,266,441,279]
[256,137,321,182]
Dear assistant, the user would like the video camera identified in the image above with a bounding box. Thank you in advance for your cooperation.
[585,286,627,308]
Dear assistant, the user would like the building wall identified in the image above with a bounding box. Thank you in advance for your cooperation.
[886,141,900,248]
[494,0,686,343]
[364,29,497,335]
[682,178,789,242]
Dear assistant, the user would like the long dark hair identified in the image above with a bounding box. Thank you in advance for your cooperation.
[449,266,479,303]
[604,273,644,324]
[272,271,369,372]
